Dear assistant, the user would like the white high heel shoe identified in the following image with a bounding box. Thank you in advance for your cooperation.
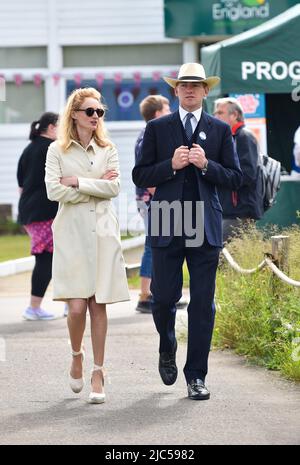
[69,347,85,393]
[88,364,106,404]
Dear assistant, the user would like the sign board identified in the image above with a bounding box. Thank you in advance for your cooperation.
[229,93,267,154]
[165,0,299,37]
[66,79,178,121]
[201,6,300,95]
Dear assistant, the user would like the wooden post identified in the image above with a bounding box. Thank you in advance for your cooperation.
[271,235,289,273]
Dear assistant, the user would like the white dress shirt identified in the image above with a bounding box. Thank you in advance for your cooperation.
[177,106,208,175]
[179,106,203,134]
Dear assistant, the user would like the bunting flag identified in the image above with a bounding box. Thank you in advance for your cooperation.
[14,74,23,87]
[0,70,178,89]
[96,73,104,89]
[113,72,123,99]
[132,71,142,99]
[33,73,42,88]
[133,71,142,86]
[74,73,82,88]
[152,71,161,81]
[114,72,123,84]
[52,73,61,86]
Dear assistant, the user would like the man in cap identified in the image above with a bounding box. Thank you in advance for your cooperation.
[132,63,242,400]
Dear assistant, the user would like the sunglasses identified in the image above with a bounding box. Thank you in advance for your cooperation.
[76,107,105,118]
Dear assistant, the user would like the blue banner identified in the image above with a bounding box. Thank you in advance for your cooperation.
[66,79,178,121]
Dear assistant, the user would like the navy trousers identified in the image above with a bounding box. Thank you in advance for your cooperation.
[150,235,220,383]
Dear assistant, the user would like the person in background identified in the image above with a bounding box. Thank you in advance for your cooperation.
[45,87,129,404]
[214,97,263,242]
[17,112,59,321]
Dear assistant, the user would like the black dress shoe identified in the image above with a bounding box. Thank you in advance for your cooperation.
[158,340,178,385]
[187,379,210,400]
[136,299,152,313]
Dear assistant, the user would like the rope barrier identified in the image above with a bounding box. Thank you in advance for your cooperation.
[264,257,300,287]
[222,247,300,287]
[222,247,267,274]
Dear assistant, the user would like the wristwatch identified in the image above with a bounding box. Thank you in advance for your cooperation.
[201,160,208,175]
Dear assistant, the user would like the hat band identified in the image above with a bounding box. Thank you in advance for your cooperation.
[178,76,205,81]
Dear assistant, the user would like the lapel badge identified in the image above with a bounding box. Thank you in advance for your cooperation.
[199,131,207,141]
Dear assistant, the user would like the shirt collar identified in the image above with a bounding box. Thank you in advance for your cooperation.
[179,106,202,124]
[69,138,97,152]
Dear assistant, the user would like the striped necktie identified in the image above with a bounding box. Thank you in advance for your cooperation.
[185,113,194,142]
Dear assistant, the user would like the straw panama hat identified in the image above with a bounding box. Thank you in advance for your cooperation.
[163,63,220,90]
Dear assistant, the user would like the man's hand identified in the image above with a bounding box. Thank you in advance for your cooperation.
[60,176,78,187]
[101,170,118,180]
[188,143,208,169]
[171,146,190,170]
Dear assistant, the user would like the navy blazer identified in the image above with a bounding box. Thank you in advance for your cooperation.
[132,110,242,248]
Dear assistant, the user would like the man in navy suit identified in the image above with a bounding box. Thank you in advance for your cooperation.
[132,63,242,400]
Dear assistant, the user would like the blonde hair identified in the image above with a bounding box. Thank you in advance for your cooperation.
[139,95,169,122]
[58,87,113,151]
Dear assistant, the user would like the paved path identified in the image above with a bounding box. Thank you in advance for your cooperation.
[0,272,299,445]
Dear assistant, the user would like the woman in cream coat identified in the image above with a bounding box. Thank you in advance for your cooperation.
[45,87,129,404]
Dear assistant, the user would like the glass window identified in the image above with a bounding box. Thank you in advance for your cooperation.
[0,47,47,68]
[0,82,45,123]
[66,79,178,121]
[63,44,182,67]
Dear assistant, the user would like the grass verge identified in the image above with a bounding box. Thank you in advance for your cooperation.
[214,224,300,381]
[0,235,30,262]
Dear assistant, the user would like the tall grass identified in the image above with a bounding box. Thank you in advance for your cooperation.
[214,224,300,381]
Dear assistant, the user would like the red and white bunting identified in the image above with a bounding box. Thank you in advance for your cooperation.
[33,73,42,88]
[96,73,104,89]
[52,73,61,86]
[74,73,82,88]
[152,71,161,81]
[133,71,142,85]
[114,72,123,84]
[14,74,23,87]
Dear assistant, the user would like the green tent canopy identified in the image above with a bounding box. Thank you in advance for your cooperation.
[201,4,300,96]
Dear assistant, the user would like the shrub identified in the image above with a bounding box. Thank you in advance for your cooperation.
[0,218,24,235]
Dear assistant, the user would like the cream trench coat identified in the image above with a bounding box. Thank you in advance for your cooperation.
[45,139,130,304]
